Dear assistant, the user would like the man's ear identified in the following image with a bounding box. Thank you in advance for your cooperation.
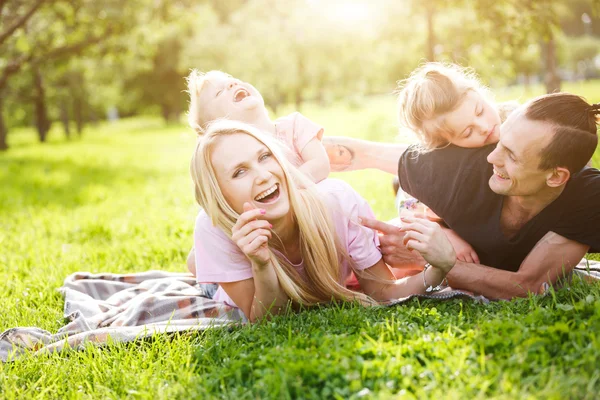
[546,167,570,188]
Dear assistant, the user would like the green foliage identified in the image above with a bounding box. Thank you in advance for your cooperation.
[190,286,600,399]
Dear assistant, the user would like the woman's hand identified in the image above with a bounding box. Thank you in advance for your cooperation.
[231,203,272,268]
[442,227,480,264]
[399,214,456,274]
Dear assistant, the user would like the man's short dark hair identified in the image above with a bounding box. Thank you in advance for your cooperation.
[525,93,598,174]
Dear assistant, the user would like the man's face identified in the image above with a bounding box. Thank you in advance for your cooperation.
[487,108,554,197]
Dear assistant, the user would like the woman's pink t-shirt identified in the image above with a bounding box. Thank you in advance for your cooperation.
[193,179,382,308]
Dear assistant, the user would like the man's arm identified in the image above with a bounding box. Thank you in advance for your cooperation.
[361,217,590,300]
[323,136,408,175]
[447,232,589,299]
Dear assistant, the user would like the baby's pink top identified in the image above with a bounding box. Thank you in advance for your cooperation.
[274,112,324,167]
[193,179,382,308]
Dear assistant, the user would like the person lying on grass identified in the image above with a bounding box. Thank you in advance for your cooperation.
[326,63,593,266]
[188,121,455,321]
[363,93,600,299]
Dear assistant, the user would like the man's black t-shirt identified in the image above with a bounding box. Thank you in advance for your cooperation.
[397,144,600,272]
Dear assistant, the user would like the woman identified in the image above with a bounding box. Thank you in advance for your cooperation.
[189,120,455,321]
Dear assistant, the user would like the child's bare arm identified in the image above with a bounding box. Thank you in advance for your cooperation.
[299,138,331,183]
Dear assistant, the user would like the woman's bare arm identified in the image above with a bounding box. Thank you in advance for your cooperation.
[186,248,196,275]
[220,260,290,322]
[358,258,447,302]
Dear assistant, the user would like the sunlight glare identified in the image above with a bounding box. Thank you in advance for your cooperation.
[309,0,377,31]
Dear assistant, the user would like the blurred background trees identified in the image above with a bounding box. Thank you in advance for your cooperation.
[1,0,600,150]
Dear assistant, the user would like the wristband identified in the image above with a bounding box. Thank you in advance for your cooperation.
[422,263,447,292]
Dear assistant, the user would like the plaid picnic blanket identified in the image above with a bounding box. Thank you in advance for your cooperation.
[2,260,598,362]
[0,270,246,362]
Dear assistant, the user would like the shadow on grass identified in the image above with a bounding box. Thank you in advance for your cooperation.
[0,155,160,213]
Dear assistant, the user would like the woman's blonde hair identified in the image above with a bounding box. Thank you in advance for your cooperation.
[190,120,374,307]
[396,62,492,151]
[185,69,227,135]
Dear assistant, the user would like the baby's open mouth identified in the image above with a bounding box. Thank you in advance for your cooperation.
[255,184,280,203]
[234,88,250,102]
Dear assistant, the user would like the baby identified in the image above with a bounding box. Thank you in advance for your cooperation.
[186,70,330,183]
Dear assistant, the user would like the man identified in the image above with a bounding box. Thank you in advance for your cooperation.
[328,93,600,299]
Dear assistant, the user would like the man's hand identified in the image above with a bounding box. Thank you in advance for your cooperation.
[399,215,456,273]
[359,217,426,269]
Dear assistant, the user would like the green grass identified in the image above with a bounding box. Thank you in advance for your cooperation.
[1,87,600,398]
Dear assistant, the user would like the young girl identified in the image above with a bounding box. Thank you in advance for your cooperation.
[190,120,455,321]
[397,62,518,151]
[186,70,330,183]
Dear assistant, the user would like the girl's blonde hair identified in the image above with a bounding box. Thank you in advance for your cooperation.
[185,69,226,135]
[190,120,374,307]
[396,62,492,151]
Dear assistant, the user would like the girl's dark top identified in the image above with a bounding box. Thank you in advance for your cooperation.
[397,144,600,272]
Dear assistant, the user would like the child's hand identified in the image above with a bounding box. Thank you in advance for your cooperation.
[231,203,272,268]
[442,228,480,264]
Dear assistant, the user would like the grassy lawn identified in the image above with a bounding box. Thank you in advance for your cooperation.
[1,87,600,398]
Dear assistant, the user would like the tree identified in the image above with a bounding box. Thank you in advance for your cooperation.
[0,0,198,149]
[470,0,572,93]
[0,0,129,149]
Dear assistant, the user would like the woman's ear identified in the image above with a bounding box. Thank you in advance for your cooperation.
[546,167,570,188]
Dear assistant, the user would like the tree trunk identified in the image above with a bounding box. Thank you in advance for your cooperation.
[60,102,71,139]
[544,37,561,93]
[32,66,51,142]
[425,5,436,61]
[161,104,171,123]
[74,97,84,136]
[0,95,7,151]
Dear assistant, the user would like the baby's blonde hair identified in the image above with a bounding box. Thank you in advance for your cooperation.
[185,69,227,135]
[190,120,375,308]
[397,62,492,151]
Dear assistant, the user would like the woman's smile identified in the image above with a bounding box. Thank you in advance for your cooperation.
[254,183,280,204]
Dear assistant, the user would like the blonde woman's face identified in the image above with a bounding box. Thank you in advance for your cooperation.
[198,72,267,125]
[426,90,502,148]
[211,133,290,221]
